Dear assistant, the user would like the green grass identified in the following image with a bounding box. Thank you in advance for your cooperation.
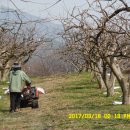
[0,72,130,130]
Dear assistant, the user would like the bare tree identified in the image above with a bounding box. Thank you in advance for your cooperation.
[0,10,45,81]
[60,0,130,104]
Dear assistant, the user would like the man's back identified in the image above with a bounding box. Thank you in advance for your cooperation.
[9,70,31,92]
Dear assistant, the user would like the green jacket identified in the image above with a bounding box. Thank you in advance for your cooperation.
[9,70,31,92]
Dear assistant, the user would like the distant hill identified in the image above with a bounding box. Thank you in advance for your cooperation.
[0,6,63,39]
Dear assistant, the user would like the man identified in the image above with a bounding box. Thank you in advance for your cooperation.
[9,62,31,112]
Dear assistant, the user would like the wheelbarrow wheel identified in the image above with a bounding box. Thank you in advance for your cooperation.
[31,99,39,108]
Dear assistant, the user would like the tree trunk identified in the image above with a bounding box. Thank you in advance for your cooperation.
[107,58,130,104]
[1,68,10,81]
[106,72,115,96]
[0,69,4,81]
[0,63,11,81]
[96,60,106,89]
[94,71,106,89]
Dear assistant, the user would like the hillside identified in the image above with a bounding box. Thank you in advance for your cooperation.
[0,72,130,130]
[0,7,63,53]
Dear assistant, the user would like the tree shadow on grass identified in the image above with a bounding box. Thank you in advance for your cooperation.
[57,103,114,111]
[65,80,97,88]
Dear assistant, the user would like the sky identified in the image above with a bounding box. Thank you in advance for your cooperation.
[1,0,130,23]
[0,0,87,19]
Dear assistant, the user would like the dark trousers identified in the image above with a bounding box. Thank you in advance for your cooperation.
[10,92,21,111]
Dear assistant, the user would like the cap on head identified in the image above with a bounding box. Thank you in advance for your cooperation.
[12,61,21,68]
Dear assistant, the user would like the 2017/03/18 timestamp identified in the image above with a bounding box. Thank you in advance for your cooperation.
[68,114,101,119]
[68,113,130,119]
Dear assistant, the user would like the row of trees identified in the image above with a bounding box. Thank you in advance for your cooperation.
[24,43,75,76]
[1,0,130,105]
[60,0,130,104]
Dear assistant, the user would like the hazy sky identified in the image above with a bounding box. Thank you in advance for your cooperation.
[1,0,130,22]
[1,0,87,18]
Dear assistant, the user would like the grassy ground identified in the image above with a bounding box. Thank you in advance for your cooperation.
[0,72,130,130]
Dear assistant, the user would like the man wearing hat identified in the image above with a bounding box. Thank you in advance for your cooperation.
[9,62,31,112]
